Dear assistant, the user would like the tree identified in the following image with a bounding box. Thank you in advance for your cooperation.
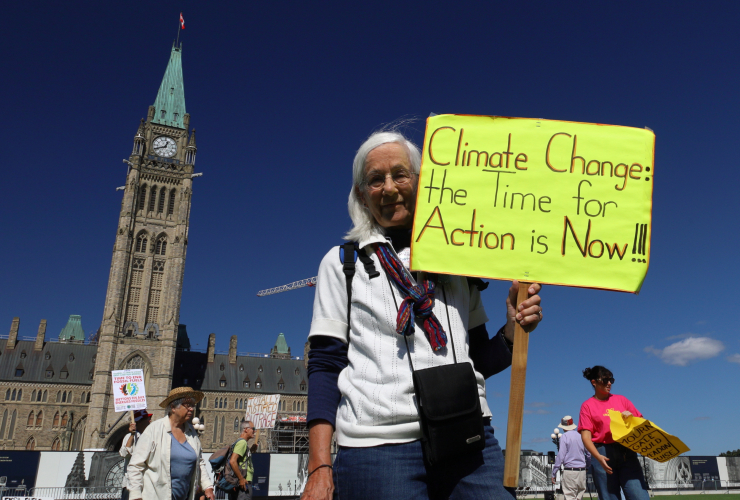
[719,449,740,457]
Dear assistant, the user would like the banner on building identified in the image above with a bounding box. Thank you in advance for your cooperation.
[111,369,147,412]
[411,114,655,293]
[609,410,689,462]
[245,395,281,429]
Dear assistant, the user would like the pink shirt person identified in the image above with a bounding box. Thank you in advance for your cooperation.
[578,394,641,444]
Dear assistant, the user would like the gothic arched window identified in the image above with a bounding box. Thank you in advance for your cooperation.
[160,110,166,119]
[26,437,35,450]
[61,412,68,427]
[138,184,147,211]
[234,418,239,433]
[17,389,21,400]
[7,410,17,439]
[168,189,176,216]
[148,186,157,212]
[136,234,148,253]
[43,390,48,402]
[51,437,61,450]
[11,389,17,401]
[37,390,43,402]
[155,237,167,256]
[0,409,7,438]
[61,392,67,403]
[36,411,43,427]
[27,411,34,427]
[5,389,10,401]
[157,187,166,214]
[53,412,60,427]
[31,390,36,401]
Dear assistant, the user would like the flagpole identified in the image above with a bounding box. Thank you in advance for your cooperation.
[176,14,181,47]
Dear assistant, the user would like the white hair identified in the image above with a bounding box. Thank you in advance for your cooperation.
[345,131,422,242]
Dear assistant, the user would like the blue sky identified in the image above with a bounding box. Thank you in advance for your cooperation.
[1,2,738,455]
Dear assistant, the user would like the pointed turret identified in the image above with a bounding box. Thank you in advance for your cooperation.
[59,315,84,341]
[270,333,291,359]
[185,129,197,165]
[152,44,186,129]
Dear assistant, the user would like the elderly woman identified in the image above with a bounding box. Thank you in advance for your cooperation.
[303,130,543,500]
[128,387,214,500]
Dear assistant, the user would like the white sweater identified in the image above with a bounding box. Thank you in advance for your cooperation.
[308,232,491,447]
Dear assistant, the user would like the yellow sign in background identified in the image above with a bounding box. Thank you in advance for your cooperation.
[410,115,655,293]
[609,410,689,463]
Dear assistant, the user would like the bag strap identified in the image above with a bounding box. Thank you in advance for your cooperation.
[341,242,379,341]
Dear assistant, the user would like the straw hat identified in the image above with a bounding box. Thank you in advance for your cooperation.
[159,386,205,409]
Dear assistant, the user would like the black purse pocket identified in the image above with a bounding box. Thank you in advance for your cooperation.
[412,362,485,465]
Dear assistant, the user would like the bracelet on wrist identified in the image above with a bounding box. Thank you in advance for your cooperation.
[307,464,333,479]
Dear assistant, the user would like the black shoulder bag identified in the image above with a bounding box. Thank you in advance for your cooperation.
[341,242,484,466]
[400,283,485,466]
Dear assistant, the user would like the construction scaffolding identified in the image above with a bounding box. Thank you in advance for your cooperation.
[265,420,309,453]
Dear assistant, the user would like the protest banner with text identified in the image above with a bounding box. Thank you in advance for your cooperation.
[411,115,655,293]
[609,410,690,462]
[111,369,147,412]
[245,394,281,429]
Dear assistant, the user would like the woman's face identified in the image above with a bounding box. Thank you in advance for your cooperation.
[358,142,418,229]
[592,376,614,398]
[172,398,195,422]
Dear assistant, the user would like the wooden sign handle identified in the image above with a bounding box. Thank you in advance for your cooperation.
[129,410,136,425]
[503,282,532,488]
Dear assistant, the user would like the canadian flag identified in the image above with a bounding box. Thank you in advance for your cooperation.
[180,13,185,29]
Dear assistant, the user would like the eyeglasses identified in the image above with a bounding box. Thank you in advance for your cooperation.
[598,377,615,385]
[364,169,416,191]
[181,402,195,409]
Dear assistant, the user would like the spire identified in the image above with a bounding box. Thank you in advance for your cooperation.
[59,315,84,341]
[187,129,197,148]
[152,44,186,129]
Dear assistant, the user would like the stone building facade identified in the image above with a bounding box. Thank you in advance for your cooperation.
[0,43,308,453]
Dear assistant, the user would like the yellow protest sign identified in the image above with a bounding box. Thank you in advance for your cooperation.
[608,410,690,462]
[410,115,655,293]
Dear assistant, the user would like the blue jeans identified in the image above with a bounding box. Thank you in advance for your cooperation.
[332,424,513,500]
[591,443,650,500]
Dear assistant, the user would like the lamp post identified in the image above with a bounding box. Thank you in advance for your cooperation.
[191,417,205,434]
[551,427,561,449]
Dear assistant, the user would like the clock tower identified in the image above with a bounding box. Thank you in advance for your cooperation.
[84,43,198,449]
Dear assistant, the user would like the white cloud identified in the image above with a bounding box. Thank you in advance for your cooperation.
[644,337,725,366]
[727,353,740,364]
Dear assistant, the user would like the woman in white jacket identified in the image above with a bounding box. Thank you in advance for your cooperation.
[128,387,214,500]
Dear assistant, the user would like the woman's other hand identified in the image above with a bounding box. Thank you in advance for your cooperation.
[302,467,334,500]
[595,454,613,474]
[204,488,215,500]
[622,411,633,419]
[504,281,542,341]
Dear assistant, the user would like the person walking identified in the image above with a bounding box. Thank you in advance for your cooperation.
[227,420,256,500]
[120,409,152,500]
[579,366,650,500]
[127,387,214,500]
[552,415,590,500]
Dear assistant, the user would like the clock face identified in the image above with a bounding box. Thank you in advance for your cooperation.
[152,136,177,158]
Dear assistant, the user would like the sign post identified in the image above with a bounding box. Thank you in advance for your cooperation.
[410,114,656,487]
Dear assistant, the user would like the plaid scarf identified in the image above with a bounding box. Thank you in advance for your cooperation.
[373,244,447,351]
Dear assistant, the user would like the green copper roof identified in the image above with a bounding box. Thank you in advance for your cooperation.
[274,333,289,354]
[152,44,186,129]
[59,315,84,341]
